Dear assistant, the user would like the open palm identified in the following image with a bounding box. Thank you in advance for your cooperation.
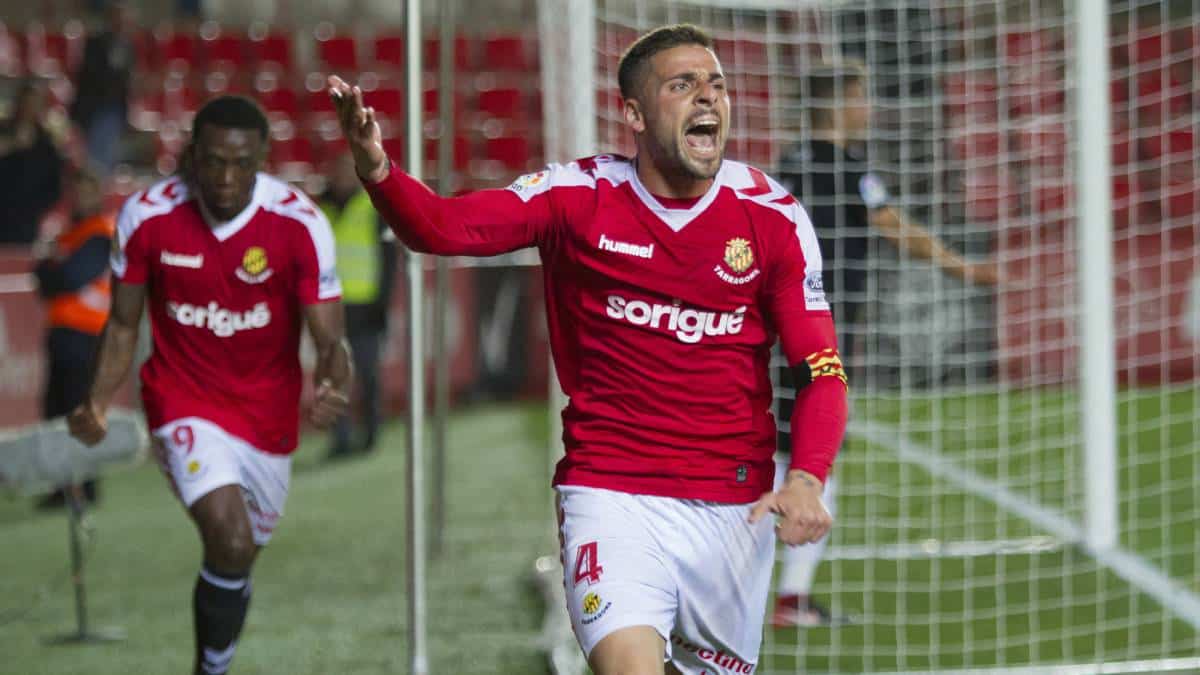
[326,75,388,182]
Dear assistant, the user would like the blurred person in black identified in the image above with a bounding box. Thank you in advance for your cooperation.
[319,152,396,460]
[770,62,998,628]
[71,1,137,172]
[0,78,65,245]
[34,165,115,508]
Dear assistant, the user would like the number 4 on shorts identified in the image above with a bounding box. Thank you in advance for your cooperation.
[573,541,603,586]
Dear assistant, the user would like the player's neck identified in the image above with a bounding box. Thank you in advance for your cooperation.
[633,156,714,199]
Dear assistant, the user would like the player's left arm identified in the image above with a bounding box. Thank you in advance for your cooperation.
[749,201,849,546]
[303,301,352,429]
[294,195,353,429]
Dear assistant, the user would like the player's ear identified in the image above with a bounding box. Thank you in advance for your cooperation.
[623,97,646,133]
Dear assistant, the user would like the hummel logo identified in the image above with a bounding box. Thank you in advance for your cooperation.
[598,234,654,260]
[161,251,204,268]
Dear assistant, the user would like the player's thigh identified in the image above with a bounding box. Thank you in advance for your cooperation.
[588,625,668,675]
[668,502,775,675]
[153,417,242,509]
[230,436,291,546]
[557,486,676,660]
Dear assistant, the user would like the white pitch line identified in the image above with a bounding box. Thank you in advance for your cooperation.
[852,419,1200,632]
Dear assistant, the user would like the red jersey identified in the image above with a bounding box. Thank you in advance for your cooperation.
[366,155,846,502]
[111,174,341,455]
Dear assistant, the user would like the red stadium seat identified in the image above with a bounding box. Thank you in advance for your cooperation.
[312,136,348,165]
[1140,129,1195,161]
[380,136,407,162]
[481,34,531,72]
[1033,179,1071,224]
[423,87,465,119]
[477,87,523,119]
[424,135,471,171]
[713,38,769,73]
[1112,127,1133,167]
[942,71,999,122]
[270,135,313,166]
[949,127,1002,163]
[1134,71,1191,121]
[155,25,201,74]
[248,26,292,73]
[1015,120,1067,167]
[1131,31,1165,65]
[314,23,358,72]
[363,86,404,119]
[485,136,531,171]
[963,169,1016,222]
[25,21,83,76]
[1112,175,1133,229]
[374,34,404,70]
[257,85,300,119]
[204,28,247,71]
[424,34,473,71]
[1163,174,1196,221]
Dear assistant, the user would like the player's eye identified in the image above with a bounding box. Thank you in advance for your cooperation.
[671,81,690,92]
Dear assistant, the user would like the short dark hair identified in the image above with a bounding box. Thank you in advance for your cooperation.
[617,23,714,100]
[805,62,867,129]
[191,95,269,141]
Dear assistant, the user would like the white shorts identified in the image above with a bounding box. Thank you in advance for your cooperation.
[557,485,775,674]
[152,417,290,546]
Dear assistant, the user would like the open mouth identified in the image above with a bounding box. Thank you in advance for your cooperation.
[684,118,720,154]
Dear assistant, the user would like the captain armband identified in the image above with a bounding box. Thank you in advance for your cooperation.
[790,348,848,391]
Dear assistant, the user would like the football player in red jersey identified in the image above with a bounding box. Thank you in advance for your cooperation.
[68,96,351,675]
[332,24,847,675]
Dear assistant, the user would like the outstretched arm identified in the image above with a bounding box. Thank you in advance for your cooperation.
[303,301,352,429]
[68,280,145,445]
[869,206,998,285]
[327,75,557,257]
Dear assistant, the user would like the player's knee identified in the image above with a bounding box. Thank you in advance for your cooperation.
[205,528,256,572]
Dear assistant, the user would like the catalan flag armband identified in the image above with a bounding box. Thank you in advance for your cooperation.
[791,348,848,391]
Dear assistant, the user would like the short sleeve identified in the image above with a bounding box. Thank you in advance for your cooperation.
[295,208,342,304]
[765,202,839,366]
[111,196,149,284]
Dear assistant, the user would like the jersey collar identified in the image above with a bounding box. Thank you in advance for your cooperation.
[627,159,727,233]
[197,174,268,242]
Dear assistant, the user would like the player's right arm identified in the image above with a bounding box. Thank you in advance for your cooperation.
[868,206,999,286]
[69,191,156,446]
[328,76,558,256]
[68,280,145,445]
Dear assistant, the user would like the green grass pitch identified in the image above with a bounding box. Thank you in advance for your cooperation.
[1,388,1196,674]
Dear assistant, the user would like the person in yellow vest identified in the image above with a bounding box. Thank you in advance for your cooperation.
[33,165,114,508]
[321,152,396,459]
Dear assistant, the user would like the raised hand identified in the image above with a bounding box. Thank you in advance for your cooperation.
[326,75,389,183]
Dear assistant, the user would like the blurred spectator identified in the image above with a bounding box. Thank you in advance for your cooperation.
[33,165,114,508]
[71,1,136,172]
[0,78,65,245]
[320,153,396,459]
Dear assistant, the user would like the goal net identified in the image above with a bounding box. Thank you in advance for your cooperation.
[537,0,1200,672]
